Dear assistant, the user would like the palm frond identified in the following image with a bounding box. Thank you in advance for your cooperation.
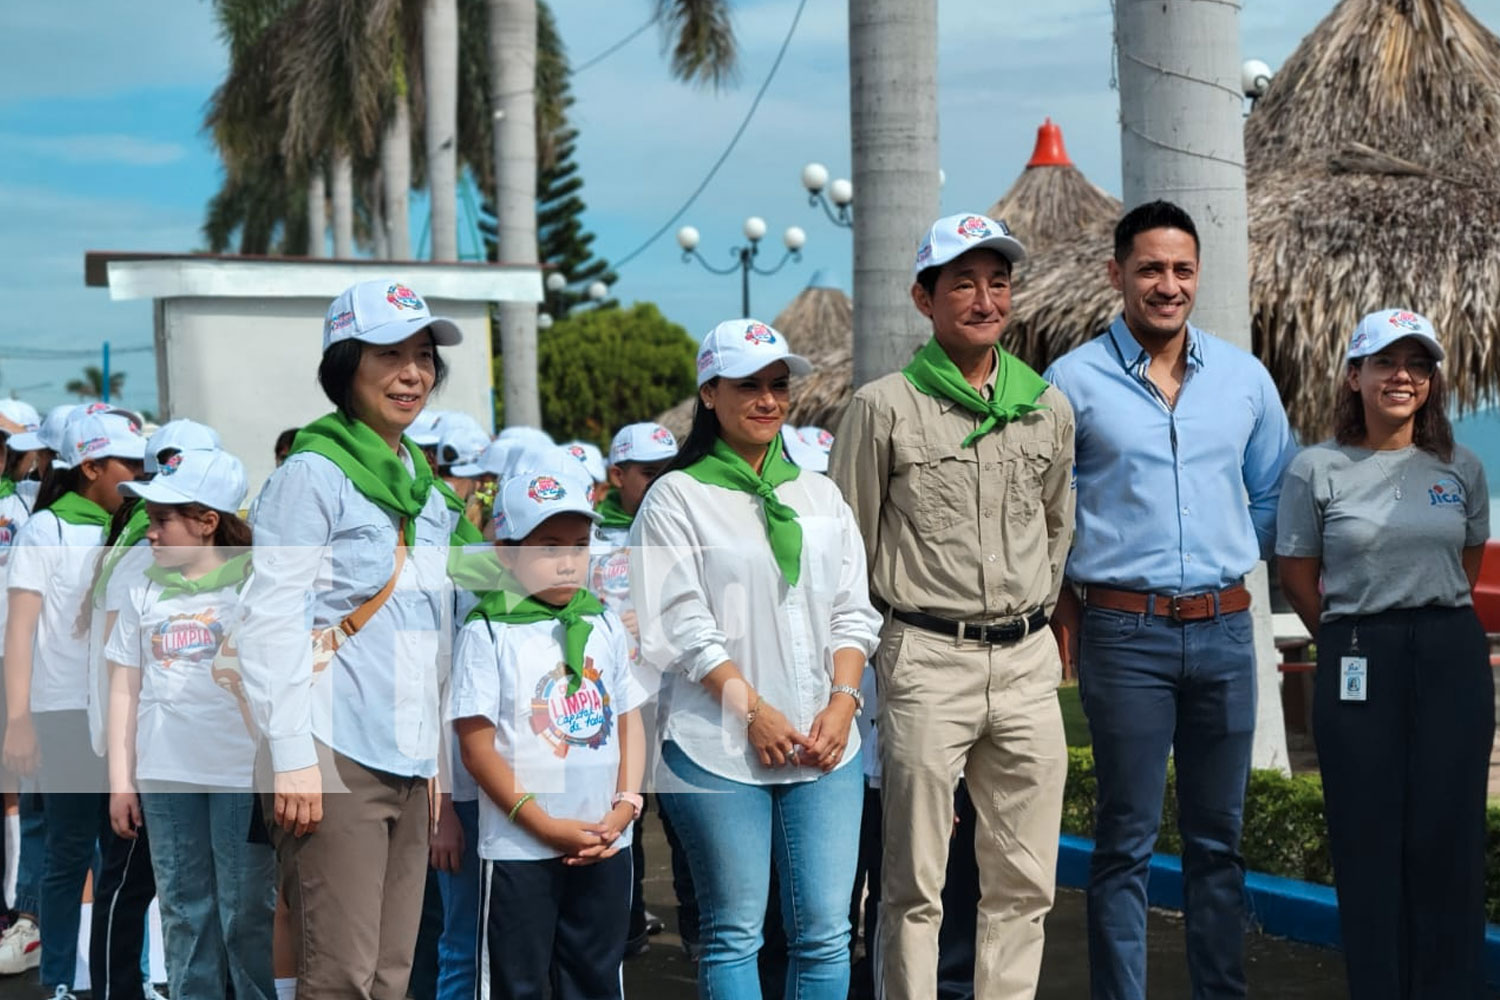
[654,0,737,89]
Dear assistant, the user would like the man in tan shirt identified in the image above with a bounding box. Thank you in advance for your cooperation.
[830,212,1075,1000]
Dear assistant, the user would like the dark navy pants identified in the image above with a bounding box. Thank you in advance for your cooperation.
[1315,606,1493,1000]
[1079,605,1256,1000]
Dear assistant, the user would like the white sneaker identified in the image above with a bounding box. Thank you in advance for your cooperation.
[142,980,167,1000]
[0,917,41,974]
[46,986,77,1000]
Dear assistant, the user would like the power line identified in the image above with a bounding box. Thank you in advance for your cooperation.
[609,0,808,272]
[572,17,656,76]
[0,345,153,361]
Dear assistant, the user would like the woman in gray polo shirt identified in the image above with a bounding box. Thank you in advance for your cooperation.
[1276,309,1490,1000]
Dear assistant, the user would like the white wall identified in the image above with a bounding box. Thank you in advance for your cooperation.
[157,296,494,497]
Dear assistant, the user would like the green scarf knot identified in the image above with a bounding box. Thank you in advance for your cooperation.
[290,411,470,545]
[0,478,16,501]
[902,338,1049,447]
[466,580,605,694]
[681,437,803,585]
[143,552,253,601]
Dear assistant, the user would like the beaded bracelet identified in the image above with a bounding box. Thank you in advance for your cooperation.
[508,792,535,823]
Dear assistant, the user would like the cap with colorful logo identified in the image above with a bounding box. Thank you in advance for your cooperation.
[66,411,147,467]
[609,422,679,466]
[323,280,463,352]
[781,425,829,473]
[1345,309,1445,363]
[491,468,602,541]
[8,404,80,456]
[559,441,607,482]
[121,448,248,514]
[145,419,222,474]
[913,212,1027,278]
[695,319,813,387]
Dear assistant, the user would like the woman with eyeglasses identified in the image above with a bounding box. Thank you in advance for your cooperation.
[1275,309,1491,999]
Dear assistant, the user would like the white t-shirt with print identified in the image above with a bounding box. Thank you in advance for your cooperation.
[447,609,647,862]
[0,492,34,641]
[86,541,154,756]
[105,573,256,788]
[8,510,103,713]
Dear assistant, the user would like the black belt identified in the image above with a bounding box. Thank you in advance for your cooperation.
[893,607,1048,645]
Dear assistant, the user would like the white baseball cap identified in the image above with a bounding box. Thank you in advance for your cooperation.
[121,448,248,514]
[695,319,813,387]
[491,469,602,542]
[515,446,596,494]
[799,426,834,454]
[497,425,555,448]
[436,416,491,478]
[0,400,41,431]
[323,280,463,352]
[559,441,607,482]
[145,419,222,474]
[66,411,147,466]
[609,422,678,466]
[1346,309,1445,363]
[407,409,447,448]
[9,404,80,455]
[781,425,829,473]
[913,213,1027,278]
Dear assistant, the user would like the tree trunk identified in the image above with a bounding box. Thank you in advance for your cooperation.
[848,0,940,387]
[1115,0,1289,773]
[488,0,541,426]
[383,98,413,259]
[306,164,327,258]
[424,0,459,261]
[370,168,390,260]
[331,149,355,259]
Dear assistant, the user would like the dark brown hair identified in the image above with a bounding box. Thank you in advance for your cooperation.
[1333,361,1454,461]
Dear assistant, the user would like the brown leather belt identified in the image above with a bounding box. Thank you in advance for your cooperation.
[1082,582,1251,621]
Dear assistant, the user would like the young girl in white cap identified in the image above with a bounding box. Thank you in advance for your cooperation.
[449,469,646,1000]
[104,448,274,1000]
[2,410,146,998]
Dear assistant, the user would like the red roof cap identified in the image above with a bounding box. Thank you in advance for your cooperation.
[1026,117,1073,168]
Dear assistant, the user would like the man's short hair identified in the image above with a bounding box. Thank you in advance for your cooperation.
[1113,200,1200,262]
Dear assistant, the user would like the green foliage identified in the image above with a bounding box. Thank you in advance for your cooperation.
[65,367,126,402]
[494,303,695,445]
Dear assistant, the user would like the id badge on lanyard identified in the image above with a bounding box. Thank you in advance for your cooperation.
[1340,626,1368,703]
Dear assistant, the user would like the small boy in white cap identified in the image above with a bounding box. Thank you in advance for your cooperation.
[592,422,679,656]
[448,469,646,999]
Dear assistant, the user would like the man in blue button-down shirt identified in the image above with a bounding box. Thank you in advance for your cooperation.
[1044,201,1295,1000]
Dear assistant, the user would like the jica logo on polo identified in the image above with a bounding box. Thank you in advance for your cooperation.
[1429,478,1465,506]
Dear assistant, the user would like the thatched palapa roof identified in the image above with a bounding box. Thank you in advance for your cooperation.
[656,269,855,439]
[1008,0,1500,438]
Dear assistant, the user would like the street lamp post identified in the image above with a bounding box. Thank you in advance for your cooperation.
[801,163,854,228]
[676,217,806,318]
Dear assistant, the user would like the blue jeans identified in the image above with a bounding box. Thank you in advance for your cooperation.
[14,785,44,917]
[1078,606,1255,1000]
[435,797,480,1000]
[659,740,863,1000]
[140,787,276,1000]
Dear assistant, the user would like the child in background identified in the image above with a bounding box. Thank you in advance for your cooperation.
[105,449,274,1000]
[592,422,680,955]
[2,411,145,998]
[450,471,646,1000]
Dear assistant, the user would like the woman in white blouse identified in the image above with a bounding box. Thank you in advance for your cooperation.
[632,319,881,1000]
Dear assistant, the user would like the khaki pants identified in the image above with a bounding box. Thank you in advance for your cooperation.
[264,743,431,999]
[875,621,1068,1000]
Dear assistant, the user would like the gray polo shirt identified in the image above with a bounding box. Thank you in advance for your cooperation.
[1275,441,1489,621]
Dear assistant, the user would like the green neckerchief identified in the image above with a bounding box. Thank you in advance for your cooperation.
[902,338,1049,447]
[681,437,803,585]
[596,489,634,530]
[290,412,468,545]
[93,504,150,605]
[50,491,110,529]
[466,579,605,694]
[143,552,252,602]
[0,478,15,500]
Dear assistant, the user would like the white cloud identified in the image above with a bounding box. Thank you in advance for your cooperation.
[2,132,188,166]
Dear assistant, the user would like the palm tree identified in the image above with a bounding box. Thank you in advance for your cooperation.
[425,0,461,260]
[65,367,125,402]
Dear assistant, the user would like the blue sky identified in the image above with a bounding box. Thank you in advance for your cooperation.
[1,0,1497,418]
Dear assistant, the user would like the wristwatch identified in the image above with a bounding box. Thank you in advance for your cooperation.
[830,684,864,717]
[612,791,644,821]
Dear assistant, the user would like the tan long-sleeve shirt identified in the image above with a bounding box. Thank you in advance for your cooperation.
[829,367,1076,622]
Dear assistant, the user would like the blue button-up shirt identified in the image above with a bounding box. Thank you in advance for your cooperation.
[1043,315,1295,593]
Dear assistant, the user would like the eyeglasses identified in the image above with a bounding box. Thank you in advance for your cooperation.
[1362,354,1436,382]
